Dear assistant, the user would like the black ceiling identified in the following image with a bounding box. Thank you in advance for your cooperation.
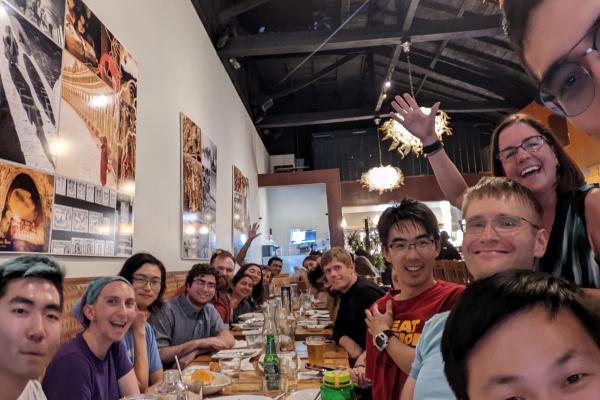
[192,0,535,167]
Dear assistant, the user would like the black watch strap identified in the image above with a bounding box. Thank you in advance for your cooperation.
[423,140,443,157]
[382,330,394,338]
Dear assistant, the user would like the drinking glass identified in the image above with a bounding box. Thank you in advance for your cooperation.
[219,357,241,379]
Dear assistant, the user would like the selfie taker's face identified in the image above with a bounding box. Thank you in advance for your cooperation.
[524,0,600,140]
[467,306,600,400]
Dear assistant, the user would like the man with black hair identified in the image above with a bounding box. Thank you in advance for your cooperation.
[441,270,600,400]
[267,256,283,277]
[401,177,549,400]
[0,255,64,400]
[361,198,464,400]
[149,264,234,366]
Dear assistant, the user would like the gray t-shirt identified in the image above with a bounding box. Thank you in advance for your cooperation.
[149,295,226,349]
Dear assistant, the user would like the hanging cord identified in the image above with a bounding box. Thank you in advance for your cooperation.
[402,41,415,98]
[376,128,384,167]
[275,0,371,87]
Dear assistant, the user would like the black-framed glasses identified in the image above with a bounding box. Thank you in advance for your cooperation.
[388,238,435,253]
[496,135,547,162]
[460,215,540,235]
[132,275,162,289]
[538,18,600,117]
[191,278,216,290]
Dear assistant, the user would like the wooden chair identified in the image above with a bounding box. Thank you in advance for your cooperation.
[437,260,472,285]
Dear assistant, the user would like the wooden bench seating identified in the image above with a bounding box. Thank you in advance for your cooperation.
[433,260,472,285]
[60,272,187,344]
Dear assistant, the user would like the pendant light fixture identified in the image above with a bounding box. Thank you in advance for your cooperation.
[360,127,405,194]
[380,41,452,158]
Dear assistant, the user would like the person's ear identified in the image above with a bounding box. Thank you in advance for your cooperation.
[383,246,392,263]
[83,303,95,323]
[533,227,549,258]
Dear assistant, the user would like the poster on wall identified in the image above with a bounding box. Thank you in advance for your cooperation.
[0,161,54,253]
[181,112,217,260]
[4,0,66,46]
[232,166,249,255]
[0,0,137,257]
[0,1,63,173]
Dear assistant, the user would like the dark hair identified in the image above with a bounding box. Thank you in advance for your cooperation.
[500,0,544,82]
[377,198,440,247]
[185,263,220,288]
[231,270,254,289]
[118,252,167,314]
[268,256,283,266]
[0,255,64,310]
[236,263,265,304]
[308,265,325,290]
[309,250,322,257]
[441,269,600,400]
[302,255,319,267]
[490,114,585,195]
[462,176,544,225]
[210,249,235,266]
[2,173,44,226]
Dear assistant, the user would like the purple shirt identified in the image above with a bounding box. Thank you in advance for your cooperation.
[42,333,133,400]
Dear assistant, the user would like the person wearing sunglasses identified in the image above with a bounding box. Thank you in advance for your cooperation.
[501,0,600,142]
[389,94,600,296]
[118,253,166,392]
[148,264,234,367]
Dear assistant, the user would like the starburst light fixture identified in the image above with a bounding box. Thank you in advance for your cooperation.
[380,109,452,158]
[380,41,453,158]
[360,164,405,194]
[360,124,405,194]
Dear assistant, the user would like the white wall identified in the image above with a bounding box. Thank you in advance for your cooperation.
[0,0,270,276]
[265,184,329,270]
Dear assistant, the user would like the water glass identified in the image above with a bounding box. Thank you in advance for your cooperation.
[281,356,298,392]
[246,333,263,348]
[219,357,241,379]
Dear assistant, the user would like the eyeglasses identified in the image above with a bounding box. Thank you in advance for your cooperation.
[496,135,547,162]
[191,278,216,290]
[132,276,162,289]
[538,18,600,117]
[460,215,540,235]
[388,238,435,253]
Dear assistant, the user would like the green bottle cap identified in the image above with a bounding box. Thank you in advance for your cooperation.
[323,370,352,388]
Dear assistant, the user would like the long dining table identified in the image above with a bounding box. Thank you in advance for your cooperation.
[189,341,350,398]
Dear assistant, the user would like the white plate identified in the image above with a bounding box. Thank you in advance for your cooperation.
[286,388,320,400]
[238,312,264,321]
[305,310,329,316]
[210,396,273,400]
[212,348,262,359]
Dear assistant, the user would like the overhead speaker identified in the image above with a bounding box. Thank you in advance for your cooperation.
[548,114,569,146]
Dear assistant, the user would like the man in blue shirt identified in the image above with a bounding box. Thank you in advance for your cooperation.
[401,177,549,400]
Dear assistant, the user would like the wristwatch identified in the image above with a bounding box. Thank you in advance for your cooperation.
[374,330,395,352]
[423,140,444,158]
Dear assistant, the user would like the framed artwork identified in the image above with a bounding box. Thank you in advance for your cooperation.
[180,112,217,259]
[232,166,250,254]
[0,161,54,253]
[0,0,137,257]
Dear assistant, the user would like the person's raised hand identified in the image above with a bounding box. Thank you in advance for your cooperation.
[389,93,440,146]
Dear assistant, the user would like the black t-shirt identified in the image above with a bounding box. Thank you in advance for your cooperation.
[333,276,386,349]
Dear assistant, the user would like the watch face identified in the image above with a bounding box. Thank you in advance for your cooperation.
[375,333,386,350]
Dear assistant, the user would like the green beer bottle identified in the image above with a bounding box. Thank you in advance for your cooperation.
[263,334,281,391]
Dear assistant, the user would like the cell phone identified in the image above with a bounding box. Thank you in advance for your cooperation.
[304,363,335,372]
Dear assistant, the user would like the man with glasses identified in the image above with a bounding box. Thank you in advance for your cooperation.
[400,177,548,400]
[501,0,600,142]
[360,199,464,400]
[149,264,234,366]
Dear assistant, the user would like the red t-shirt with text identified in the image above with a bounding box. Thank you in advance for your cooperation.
[365,280,464,400]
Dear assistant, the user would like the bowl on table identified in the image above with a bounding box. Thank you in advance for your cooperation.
[182,365,232,395]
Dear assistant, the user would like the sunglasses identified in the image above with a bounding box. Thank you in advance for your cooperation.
[538,18,600,117]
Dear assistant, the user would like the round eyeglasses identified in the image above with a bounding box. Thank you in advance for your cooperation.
[538,21,600,117]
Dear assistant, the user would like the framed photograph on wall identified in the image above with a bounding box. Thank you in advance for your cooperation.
[232,166,250,255]
[180,112,217,260]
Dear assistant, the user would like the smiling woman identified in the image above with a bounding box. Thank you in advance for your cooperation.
[42,276,141,400]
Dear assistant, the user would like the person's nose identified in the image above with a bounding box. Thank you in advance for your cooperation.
[26,312,45,343]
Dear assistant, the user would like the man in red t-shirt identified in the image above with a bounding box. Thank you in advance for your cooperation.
[356,199,464,400]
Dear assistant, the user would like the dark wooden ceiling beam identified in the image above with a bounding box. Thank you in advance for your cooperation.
[220,14,503,57]
[401,0,420,31]
[257,102,518,128]
[374,44,403,112]
[217,0,276,24]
